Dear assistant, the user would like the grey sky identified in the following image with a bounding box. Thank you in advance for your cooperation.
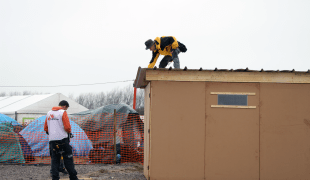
[1,0,309,96]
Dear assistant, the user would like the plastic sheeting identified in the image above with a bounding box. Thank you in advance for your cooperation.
[0,123,25,163]
[20,116,93,157]
[0,113,20,126]
[70,104,144,147]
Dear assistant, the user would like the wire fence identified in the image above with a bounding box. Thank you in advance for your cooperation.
[0,112,144,165]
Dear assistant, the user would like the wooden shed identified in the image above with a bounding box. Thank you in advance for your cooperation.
[134,67,310,180]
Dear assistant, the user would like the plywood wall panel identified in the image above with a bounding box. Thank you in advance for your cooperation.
[205,82,260,180]
[150,81,205,180]
[260,83,310,180]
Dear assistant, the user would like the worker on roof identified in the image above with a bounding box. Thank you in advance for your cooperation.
[145,36,187,69]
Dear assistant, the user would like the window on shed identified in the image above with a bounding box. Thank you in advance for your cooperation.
[218,94,247,106]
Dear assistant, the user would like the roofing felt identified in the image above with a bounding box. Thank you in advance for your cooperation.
[134,67,310,88]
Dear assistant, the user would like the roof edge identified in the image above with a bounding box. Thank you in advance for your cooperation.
[134,67,310,88]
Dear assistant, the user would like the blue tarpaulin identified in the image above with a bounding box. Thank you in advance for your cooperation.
[0,113,20,126]
[20,116,93,157]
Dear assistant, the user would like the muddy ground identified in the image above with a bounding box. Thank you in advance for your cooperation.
[0,163,146,180]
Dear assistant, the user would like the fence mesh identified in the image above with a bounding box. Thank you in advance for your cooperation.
[0,112,144,165]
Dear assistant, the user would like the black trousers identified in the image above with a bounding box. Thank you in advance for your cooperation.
[50,138,78,180]
[49,144,66,173]
[159,55,172,68]
[159,48,180,68]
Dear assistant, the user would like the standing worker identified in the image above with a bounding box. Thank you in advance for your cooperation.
[44,100,79,180]
[145,36,187,69]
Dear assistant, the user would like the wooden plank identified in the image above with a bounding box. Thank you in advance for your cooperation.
[210,92,256,95]
[211,105,256,109]
[134,67,148,88]
[145,69,310,84]
[148,82,152,179]
[143,82,151,179]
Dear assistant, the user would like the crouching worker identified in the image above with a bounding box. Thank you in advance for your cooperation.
[44,100,79,180]
[145,36,187,69]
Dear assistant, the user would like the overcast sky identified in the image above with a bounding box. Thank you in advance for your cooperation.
[1,0,309,97]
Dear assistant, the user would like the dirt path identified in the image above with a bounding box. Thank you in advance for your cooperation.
[0,163,146,180]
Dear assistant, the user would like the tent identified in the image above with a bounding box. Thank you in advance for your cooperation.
[0,122,25,163]
[20,116,93,157]
[0,114,34,162]
[0,113,20,126]
[16,133,35,162]
[70,103,144,163]
[0,93,88,124]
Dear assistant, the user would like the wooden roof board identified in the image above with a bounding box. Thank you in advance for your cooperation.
[134,67,310,88]
[133,67,148,88]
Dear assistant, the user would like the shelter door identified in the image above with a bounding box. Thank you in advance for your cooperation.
[205,82,260,180]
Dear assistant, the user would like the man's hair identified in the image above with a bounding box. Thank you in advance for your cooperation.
[59,100,69,107]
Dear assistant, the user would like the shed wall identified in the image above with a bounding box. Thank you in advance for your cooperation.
[150,81,205,180]
[145,80,310,180]
[260,83,310,180]
[205,82,260,180]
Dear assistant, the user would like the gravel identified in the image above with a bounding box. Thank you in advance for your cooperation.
[0,163,146,180]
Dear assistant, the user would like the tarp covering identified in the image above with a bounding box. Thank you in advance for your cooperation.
[0,113,20,126]
[20,116,93,157]
[71,103,138,116]
[70,103,144,146]
[0,114,34,162]
[0,122,25,163]
[16,133,35,162]
[70,104,144,163]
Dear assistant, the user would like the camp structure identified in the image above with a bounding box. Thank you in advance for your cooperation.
[70,103,144,164]
[0,93,88,125]
[0,114,35,162]
[20,115,93,158]
[0,122,25,164]
[134,67,310,180]
[0,113,21,126]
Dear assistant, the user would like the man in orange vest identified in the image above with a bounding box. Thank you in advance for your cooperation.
[44,100,79,180]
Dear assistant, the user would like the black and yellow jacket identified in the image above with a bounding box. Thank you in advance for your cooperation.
[148,36,179,68]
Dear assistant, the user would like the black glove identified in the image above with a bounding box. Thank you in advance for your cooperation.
[46,131,49,135]
[69,133,74,138]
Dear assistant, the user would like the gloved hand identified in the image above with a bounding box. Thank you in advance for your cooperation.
[69,133,74,138]
[46,131,49,135]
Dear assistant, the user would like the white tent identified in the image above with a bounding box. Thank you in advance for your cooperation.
[0,93,88,124]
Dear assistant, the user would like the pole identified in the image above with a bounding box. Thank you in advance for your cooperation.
[114,109,117,164]
[133,87,137,110]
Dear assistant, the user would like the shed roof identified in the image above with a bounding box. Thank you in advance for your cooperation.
[134,67,310,88]
[0,93,88,114]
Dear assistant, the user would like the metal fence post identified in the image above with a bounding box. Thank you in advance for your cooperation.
[114,109,117,164]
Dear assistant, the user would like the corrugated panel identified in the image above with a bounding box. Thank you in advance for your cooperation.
[163,66,310,73]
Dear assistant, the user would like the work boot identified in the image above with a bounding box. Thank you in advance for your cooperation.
[62,170,68,175]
